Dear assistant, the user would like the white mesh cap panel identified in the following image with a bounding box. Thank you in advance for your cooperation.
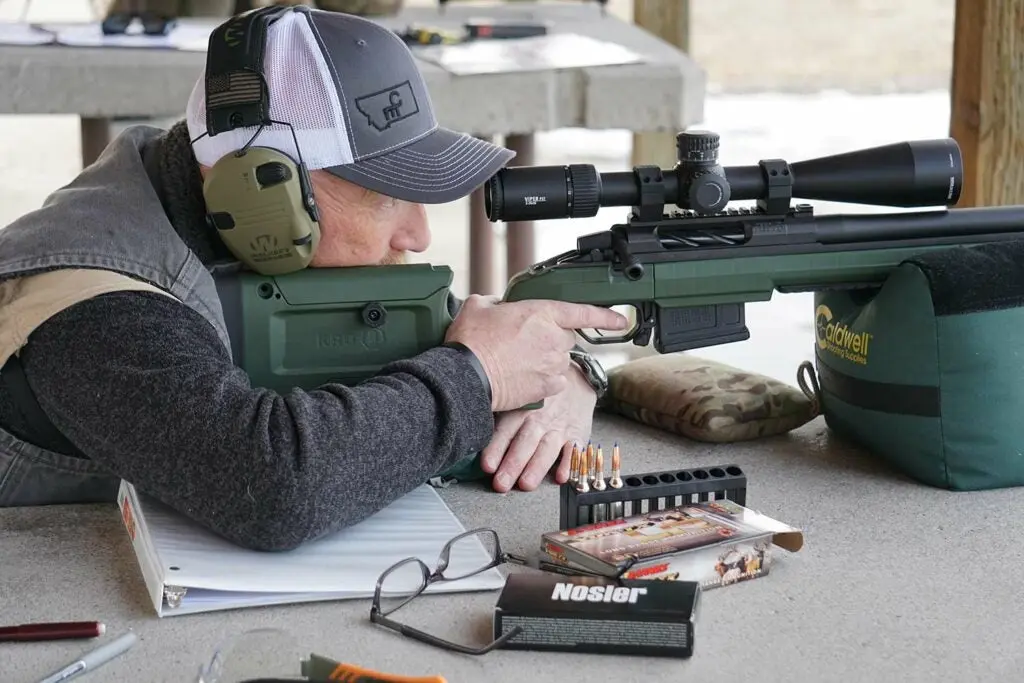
[186,11,354,170]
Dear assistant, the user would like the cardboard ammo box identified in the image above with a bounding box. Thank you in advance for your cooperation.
[540,498,803,591]
[493,572,699,658]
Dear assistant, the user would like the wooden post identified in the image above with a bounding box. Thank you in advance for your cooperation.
[949,0,1024,208]
[631,0,690,169]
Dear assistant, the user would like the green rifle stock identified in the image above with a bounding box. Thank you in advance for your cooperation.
[213,263,546,414]
[215,263,455,394]
[489,131,1024,352]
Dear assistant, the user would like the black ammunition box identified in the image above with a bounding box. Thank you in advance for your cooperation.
[493,572,699,658]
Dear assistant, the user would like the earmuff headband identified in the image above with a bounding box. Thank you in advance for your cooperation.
[204,6,289,137]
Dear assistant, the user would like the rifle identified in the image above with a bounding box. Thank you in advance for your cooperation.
[217,131,1024,395]
[491,131,1024,353]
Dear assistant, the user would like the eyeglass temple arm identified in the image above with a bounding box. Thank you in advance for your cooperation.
[374,611,521,657]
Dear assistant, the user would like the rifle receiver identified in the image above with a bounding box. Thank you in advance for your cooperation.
[484,131,963,223]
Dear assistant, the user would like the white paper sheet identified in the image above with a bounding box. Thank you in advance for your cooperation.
[0,21,54,46]
[119,481,504,616]
[412,33,647,76]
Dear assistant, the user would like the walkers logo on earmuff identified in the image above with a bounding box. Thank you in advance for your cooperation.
[250,234,279,253]
[248,233,292,263]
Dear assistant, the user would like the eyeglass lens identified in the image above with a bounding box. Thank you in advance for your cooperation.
[377,558,432,617]
[437,529,500,580]
[377,530,501,617]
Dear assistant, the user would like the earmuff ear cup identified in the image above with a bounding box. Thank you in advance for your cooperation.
[203,146,320,276]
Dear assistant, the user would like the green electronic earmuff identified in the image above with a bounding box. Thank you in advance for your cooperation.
[196,6,321,276]
[203,146,321,276]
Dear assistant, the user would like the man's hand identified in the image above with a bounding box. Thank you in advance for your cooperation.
[480,362,598,493]
[444,295,627,412]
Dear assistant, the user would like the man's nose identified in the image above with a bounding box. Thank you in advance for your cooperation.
[390,205,431,253]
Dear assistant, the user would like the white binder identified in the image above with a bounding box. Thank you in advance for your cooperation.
[116,480,504,617]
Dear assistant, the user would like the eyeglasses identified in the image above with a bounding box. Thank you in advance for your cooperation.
[369,527,637,655]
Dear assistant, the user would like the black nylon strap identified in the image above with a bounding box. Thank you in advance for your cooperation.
[0,354,86,457]
[815,353,941,418]
[204,6,288,135]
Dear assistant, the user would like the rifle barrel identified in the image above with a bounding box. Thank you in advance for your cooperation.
[815,205,1024,244]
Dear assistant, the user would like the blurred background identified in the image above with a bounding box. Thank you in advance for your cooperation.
[0,0,959,383]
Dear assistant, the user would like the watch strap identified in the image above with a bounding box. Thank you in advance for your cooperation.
[569,345,609,399]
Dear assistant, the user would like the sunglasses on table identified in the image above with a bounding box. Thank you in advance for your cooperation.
[101,11,178,36]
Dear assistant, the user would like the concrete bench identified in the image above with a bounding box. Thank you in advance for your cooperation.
[0,1,705,292]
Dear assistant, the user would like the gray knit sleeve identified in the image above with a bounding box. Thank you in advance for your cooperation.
[19,291,495,550]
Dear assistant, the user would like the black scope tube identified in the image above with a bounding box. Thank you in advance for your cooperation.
[484,138,963,223]
[813,205,1024,244]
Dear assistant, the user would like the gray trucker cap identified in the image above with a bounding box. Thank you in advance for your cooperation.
[187,7,515,204]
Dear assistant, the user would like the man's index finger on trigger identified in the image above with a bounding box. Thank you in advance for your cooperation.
[551,301,628,330]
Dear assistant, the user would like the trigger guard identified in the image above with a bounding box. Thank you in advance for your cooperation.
[574,302,650,346]
[575,327,631,345]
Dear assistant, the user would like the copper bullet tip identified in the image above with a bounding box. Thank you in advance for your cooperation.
[609,448,623,488]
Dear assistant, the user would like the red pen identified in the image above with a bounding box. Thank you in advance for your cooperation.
[0,621,105,642]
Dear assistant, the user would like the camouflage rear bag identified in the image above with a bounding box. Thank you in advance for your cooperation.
[600,353,820,443]
[810,240,1024,491]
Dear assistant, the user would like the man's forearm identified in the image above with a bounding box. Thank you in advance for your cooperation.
[21,292,494,550]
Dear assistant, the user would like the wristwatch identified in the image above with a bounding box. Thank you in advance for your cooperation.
[570,345,609,400]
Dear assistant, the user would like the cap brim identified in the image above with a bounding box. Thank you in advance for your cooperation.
[323,126,515,204]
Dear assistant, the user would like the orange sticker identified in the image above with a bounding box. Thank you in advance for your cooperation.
[120,496,136,541]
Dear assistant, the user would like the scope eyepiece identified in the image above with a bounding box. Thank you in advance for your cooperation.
[485,164,602,222]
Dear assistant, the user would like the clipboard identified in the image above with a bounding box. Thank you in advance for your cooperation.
[116,480,504,617]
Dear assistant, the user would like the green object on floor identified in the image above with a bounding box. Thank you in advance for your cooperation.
[813,242,1024,491]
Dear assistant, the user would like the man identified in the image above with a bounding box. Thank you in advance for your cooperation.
[0,8,626,551]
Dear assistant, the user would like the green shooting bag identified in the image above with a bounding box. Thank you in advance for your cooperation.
[811,240,1024,491]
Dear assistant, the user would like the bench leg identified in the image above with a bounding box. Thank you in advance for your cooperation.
[469,179,495,295]
[503,133,536,283]
[80,117,111,168]
[467,134,537,296]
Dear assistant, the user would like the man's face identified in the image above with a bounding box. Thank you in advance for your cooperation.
[307,170,431,267]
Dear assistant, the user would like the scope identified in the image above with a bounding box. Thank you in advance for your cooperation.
[483,130,963,223]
